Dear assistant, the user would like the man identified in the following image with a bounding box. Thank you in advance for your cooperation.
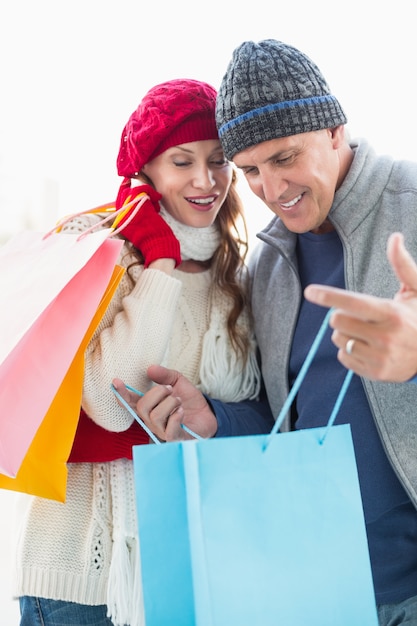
[118,40,417,624]
[214,39,417,623]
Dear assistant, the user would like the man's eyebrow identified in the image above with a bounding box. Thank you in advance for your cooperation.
[265,148,293,162]
[235,149,291,169]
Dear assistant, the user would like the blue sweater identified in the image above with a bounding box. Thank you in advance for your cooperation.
[293,230,417,603]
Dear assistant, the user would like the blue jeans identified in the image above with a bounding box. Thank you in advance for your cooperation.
[378,594,417,626]
[20,594,417,626]
[19,597,119,626]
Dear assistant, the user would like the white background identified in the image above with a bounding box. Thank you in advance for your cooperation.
[1,0,417,622]
[1,1,417,245]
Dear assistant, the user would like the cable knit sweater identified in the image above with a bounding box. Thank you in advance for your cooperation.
[11,212,259,625]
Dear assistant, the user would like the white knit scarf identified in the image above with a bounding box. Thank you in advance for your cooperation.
[160,205,222,262]
[107,206,261,626]
[160,206,261,402]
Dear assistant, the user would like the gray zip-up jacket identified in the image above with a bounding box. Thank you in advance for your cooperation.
[249,138,417,509]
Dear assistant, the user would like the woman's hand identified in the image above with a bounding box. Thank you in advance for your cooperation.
[113,365,218,442]
[116,181,181,267]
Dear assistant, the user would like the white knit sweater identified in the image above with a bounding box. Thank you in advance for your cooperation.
[12,213,260,624]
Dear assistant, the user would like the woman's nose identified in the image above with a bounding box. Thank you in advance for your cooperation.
[192,166,216,189]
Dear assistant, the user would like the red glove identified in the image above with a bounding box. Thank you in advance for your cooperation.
[115,180,181,267]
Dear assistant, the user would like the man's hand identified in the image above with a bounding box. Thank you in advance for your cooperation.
[304,232,417,382]
[113,365,218,442]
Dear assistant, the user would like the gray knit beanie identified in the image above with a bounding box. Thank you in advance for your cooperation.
[216,39,347,160]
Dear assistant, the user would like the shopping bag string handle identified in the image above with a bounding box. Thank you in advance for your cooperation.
[111,309,352,448]
[265,308,353,450]
[42,194,150,241]
[111,383,202,445]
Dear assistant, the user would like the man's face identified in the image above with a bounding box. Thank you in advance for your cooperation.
[233,128,343,234]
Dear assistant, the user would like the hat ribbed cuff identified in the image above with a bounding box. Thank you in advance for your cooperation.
[218,94,347,160]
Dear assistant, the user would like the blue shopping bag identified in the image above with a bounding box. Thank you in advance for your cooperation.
[132,311,378,626]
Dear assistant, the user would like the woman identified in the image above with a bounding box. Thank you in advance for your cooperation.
[14,79,261,626]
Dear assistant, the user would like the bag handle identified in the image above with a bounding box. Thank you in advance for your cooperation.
[111,384,160,444]
[111,384,202,445]
[265,308,353,449]
[42,194,150,241]
[112,309,352,447]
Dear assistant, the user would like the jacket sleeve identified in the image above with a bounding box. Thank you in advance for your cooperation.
[209,385,275,437]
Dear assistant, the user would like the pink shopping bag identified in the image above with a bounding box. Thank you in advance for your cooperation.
[0,228,123,477]
[0,264,124,501]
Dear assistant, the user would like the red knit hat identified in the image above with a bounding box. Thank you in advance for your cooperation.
[117,79,219,177]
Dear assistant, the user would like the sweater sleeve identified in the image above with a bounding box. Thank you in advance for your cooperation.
[62,213,182,432]
[82,267,182,431]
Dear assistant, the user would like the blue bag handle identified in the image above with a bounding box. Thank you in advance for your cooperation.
[111,384,203,444]
[112,308,352,446]
[266,308,353,448]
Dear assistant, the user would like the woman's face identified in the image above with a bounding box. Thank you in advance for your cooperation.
[142,139,233,227]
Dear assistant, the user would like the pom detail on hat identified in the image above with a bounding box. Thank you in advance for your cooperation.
[215,39,347,160]
[117,79,219,177]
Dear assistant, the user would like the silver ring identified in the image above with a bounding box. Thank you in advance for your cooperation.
[346,338,355,355]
